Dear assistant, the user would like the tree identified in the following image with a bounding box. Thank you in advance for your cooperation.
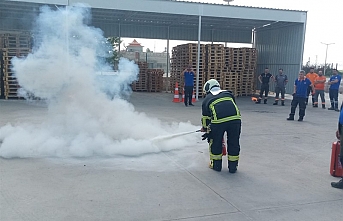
[106,37,122,69]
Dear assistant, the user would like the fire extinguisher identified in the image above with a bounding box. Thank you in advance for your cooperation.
[222,138,227,156]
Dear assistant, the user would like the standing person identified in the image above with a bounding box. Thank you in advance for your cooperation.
[313,70,326,108]
[287,70,315,122]
[256,67,273,104]
[201,79,241,173]
[328,69,341,111]
[273,68,288,106]
[183,65,195,107]
[305,68,318,106]
[332,107,343,189]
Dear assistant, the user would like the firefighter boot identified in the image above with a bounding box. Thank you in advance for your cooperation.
[322,104,326,109]
[287,114,294,121]
[264,99,267,104]
[228,161,238,173]
[298,116,304,122]
[273,100,278,105]
[209,160,222,172]
[331,178,343,189]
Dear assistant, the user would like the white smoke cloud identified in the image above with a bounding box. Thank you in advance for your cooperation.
[0,4,200,159]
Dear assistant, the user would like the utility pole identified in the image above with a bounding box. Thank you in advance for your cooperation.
[321,42,335,75]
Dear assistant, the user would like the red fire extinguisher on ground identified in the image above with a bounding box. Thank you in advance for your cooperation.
[330,141,343,177]
[222,138,226,156]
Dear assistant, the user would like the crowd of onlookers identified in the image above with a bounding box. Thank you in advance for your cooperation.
[256,67,342,111]
[254,67,343,188]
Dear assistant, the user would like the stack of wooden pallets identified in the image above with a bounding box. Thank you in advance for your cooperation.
[131,61,165,92]
[148,69,164,92]
[241,48,257,96]
[0,33,31,99]
[223,47,257,96]
[170,43,206,96]
[171,44,257,97]
[131,61,149,92]
[205,44,224,87]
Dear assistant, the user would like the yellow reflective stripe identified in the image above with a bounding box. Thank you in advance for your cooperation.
[209,138,222,160]
[232,100,240,117]
[202,116,211,128]
[209,105,217,121]
[209,97,241,123]
[208,139,213,152]
[228,155,239,161]
[211,116,241,123]
[210,153,222,160]
[209,97,233,120]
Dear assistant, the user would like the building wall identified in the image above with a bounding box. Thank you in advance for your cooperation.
[121,51,169,74]
[255,23,305,94]
[96,23,252,43]
[126,45,143,52]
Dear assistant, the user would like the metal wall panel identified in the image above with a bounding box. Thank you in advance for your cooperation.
[95,22,252,43]
[255,23,305,94]
[66,0,307,23]
[92,23,120,37]
[214,29,251,43]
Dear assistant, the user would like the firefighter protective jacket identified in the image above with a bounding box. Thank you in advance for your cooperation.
[201,90,241,129]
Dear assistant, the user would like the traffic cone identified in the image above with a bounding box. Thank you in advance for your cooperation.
[222,138,226,156]
[192,90,196,103]
[173,82,180,103]
[182,88,185,103]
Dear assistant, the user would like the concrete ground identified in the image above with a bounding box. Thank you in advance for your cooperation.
[1,92,342,221]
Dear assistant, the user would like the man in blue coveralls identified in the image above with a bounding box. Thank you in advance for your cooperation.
[183,65,195,107]
[328,69,341,111]
[287,70,315,122]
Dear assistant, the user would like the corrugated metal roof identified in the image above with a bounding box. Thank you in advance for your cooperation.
[172,0,307,12]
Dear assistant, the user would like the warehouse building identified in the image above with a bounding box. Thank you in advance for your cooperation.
[0,0,307,98]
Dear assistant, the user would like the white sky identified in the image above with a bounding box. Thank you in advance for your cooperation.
[122,0,343,69]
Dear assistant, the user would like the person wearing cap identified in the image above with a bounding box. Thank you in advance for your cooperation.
[287,70,315,122]
[273,68,288,106]
[183,65,195,107]
[201,79,241,172]
[328,69,341,111]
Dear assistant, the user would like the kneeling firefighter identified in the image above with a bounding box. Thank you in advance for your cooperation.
[201,79,242,172]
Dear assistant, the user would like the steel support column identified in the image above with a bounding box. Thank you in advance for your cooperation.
[196,15,202,100]
[118,23,121,52]
[166,26,170,92]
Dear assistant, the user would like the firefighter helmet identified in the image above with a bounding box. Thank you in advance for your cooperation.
[203,79,220,93]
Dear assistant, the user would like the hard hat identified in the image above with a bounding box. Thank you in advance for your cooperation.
[203,79,220,94]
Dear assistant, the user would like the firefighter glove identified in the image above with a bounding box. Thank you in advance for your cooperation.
[202,133,209,140]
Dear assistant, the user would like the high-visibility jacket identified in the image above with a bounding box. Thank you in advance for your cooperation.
[306,73,318,85]
[314,76,326,90]
[201,90,241,129]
